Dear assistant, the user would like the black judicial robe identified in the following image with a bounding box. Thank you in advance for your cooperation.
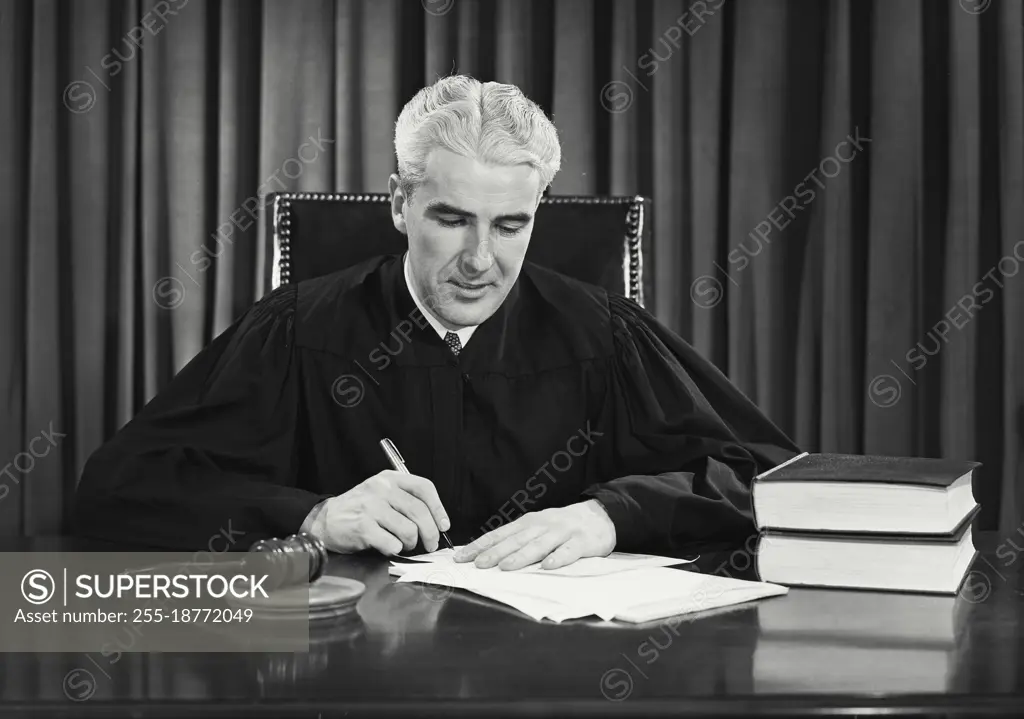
[73,255,800,553]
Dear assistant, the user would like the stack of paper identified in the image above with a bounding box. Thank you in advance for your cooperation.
[389,549,788,623]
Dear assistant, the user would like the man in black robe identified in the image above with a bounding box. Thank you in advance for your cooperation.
[73,75,799,571]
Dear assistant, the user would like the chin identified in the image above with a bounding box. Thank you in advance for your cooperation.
[440,307,497,328]
[439,295,503,328]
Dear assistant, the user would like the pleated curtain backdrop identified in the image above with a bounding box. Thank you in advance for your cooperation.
[0,0,1021,538]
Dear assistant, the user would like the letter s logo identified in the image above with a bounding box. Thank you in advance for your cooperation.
[21,570,56,605]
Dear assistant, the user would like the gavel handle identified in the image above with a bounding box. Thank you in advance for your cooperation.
[118,557,312,589]
[117,538,326,590]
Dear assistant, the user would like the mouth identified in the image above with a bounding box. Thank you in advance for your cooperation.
[449,279,492,291]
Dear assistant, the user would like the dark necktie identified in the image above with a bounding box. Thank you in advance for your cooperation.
[444,331,462,357]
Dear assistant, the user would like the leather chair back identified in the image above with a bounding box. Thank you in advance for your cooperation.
[265,192,652,307]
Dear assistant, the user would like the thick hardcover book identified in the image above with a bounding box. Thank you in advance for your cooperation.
[756,452,980,486]
[755,506,979,594]
[752,452,980,534]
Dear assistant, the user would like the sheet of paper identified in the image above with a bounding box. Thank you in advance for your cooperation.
[391,559,786,624]
[395,548,694,577]
[388,562,595,621]
[390,561,603,620]
[548,567,789,621]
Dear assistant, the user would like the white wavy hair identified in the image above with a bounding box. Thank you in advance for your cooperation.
[394,75,561,199]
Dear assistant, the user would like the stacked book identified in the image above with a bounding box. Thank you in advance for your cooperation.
[752,452,980,593]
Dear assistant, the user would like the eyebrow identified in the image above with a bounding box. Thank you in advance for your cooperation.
[425,201,533,224]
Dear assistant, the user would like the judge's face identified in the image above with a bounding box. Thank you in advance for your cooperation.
[390,148,542,331]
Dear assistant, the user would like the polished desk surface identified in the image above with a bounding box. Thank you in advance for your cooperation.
[1,533,1022,717]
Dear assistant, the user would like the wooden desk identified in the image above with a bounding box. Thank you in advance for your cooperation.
[1,533,1021,717]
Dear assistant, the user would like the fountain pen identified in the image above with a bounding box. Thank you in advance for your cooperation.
[379,438,455,551]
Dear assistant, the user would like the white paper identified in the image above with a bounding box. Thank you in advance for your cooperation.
[390,554,787,624]
[389,561,595,621]
[396,548,694,576]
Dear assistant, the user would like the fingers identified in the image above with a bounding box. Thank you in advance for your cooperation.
[361,521,405,557]
[540,538,585,570]
[474,524,548,569]
[387,490,440,553]
[496,530,566,571]
[393,473,451,532]
[366,470,450,553]
[373,505,421,552]
[454,520,523,562]
[325,473,449,557]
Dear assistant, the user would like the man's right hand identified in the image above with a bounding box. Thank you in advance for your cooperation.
[309,470,451,556]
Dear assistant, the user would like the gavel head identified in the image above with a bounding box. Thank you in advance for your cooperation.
[249,532,329,589]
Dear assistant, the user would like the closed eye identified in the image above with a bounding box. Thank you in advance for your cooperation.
[437,217,524,237]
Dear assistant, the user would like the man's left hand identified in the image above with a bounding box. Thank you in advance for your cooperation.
[453,499,617,571]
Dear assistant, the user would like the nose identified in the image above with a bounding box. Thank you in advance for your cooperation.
[460,231,494,276]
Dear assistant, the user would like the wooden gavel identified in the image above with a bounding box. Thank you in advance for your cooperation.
[248,532,330,587]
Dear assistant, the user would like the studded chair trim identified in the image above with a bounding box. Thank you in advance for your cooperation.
[269,193,647,307]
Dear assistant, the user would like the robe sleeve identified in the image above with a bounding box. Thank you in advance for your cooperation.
[73,285,328,551]
[581,296,802,553]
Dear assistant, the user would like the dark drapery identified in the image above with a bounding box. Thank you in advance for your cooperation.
[1,0,1021,537]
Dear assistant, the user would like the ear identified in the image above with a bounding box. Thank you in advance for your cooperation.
[388,174,408,235]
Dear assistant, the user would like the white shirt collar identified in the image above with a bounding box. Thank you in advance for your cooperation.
[403,253,478,347]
